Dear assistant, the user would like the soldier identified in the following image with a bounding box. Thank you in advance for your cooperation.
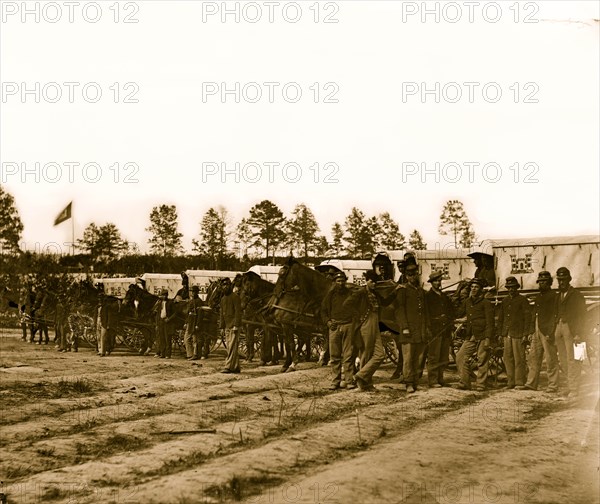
[498,276,530,389]
[554,267,586,398]
[524,271,559,392]
[17,285,32,342]
[184,285,203,360]
[153,288,176,359]
[453,278,495,391]
[396,263,430,393]
[372,253,393,281]
[345,270,399,391]
[97,292,118,357]
[174,272,190,302]
[220,278,242,373]
[425,270,455,387]
[321,272,356,390]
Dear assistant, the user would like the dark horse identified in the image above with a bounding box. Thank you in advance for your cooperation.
[238,271,281,365]
[266,257,332,372]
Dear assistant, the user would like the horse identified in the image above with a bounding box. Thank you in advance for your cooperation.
[266,257,332,372]
[238,271,281,364]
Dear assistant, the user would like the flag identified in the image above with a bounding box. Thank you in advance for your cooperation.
[54,202,72,226]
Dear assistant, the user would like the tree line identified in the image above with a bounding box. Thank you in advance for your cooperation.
[1,185,477,268]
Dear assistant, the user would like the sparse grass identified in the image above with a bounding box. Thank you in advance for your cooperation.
[203,474,286,502]
[0,377,101,412]
[142,449,207,478]
[57,377,94,394]
[4,464,31,479]
[68,417,100,434]
[74,433,149,464]
[41,486,64,501]
[36,446,56,457]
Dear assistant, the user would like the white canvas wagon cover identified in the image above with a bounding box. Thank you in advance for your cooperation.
[92,277,136,298]
[473,235,600,291]
[185,270,241,299]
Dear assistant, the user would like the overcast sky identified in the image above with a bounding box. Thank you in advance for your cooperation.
[1,0,599,255]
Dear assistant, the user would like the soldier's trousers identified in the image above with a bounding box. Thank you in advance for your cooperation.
[402,342,427,386]
[224,328,240,371]
[503,336,527,387]
[99,327,115,356]
[426,333,452,385]
[157,320,172,358]
[355,312,384,385]
[526,328,559,391]
[195,331,211,359]
[555,320,581,394]
[184,323,195,358]
[328,322,354,386]
[456,338,489,388]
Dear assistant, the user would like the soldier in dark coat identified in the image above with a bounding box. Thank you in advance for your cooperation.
[525,271,559,392]
[184,285,204,360]
[425,271,455,387]
[497,276,530,389]
[97,292,119,357]
[396,263,430,392]
[153,289,177,359]
[554,267,587,398]
[454,278,495,391]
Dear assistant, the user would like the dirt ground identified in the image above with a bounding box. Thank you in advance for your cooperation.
[0,328,598,504]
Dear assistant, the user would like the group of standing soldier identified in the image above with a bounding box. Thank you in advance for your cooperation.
[321,261,587,397]
[14,262,586,400]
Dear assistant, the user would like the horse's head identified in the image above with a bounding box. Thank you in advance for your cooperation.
[206,280,226,310]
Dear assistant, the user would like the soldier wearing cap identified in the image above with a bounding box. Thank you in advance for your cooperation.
[497,276,530,389]
[153,288,176,359]
[524,271,559,392]
[321,272,356,390]
[395,263,430,393]
[425,270,455,387]
[344,270,400,391]
[184,285,204,361]
[220,277,242,373]
[454,277,495,391]
[554,267,586,397]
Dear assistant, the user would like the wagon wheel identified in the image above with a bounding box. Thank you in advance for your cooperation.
[68,312,96,347]
[239,324,264,360]
[251,325,264,356]
[174,327,186,351]
[238,326,247,359]
[487,346,506,385]
[312,332,327,361]
[381,331,399,364]
[118,325,146,351]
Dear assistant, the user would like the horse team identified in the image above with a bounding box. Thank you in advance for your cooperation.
[1,258,595,399]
